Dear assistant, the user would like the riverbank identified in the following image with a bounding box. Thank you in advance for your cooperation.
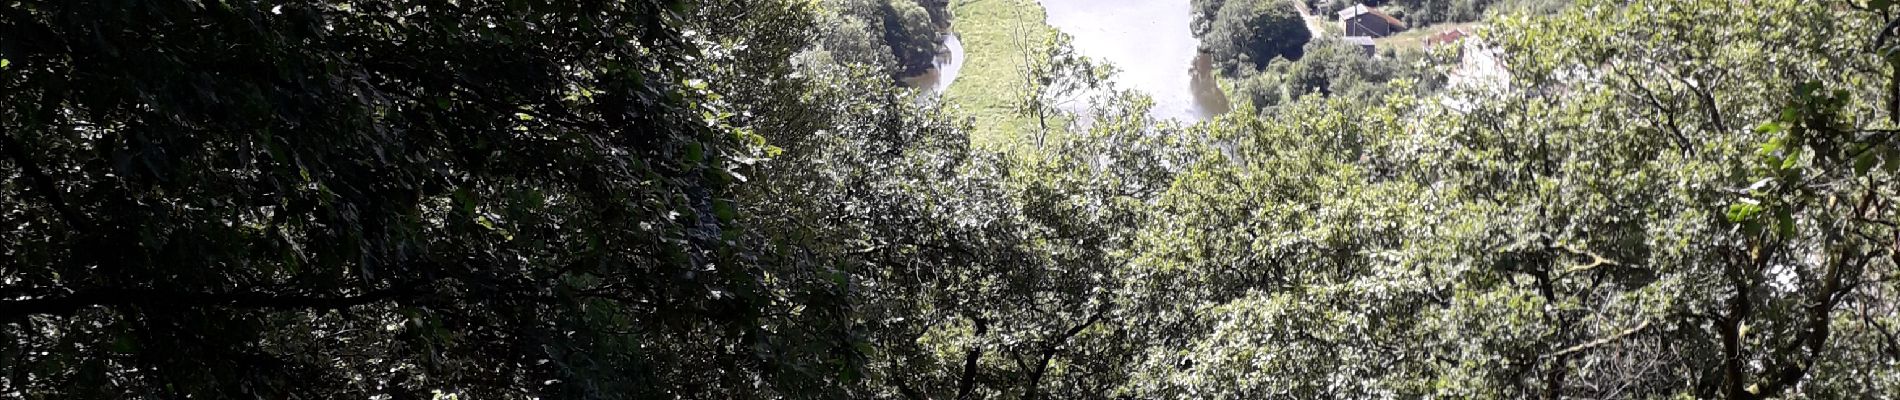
[899,34,966,93]
[941,0,1054,149]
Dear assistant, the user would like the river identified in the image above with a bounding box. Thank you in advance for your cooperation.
[1038,0,1229,121]
[903,34,966,95]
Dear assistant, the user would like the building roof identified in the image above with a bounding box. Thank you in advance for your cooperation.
[1424,29,1468,47]
[1336,4,1406,29]
[1336,4,1371,19]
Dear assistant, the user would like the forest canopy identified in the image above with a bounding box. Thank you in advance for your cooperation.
[2,0,1900,399]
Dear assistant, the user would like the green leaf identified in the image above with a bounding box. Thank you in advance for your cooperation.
[685,142,705,163]
[1886,147,1900,174]
[827,267,849,287]
[1774,207,1796,236]
[1726,202,1763,223]
[452,187,477,215]
[838,363,861,383]
[713,199,737,222]
[1854,150,1880,176]
[112,333,138,353]
[1757,137,1785,161]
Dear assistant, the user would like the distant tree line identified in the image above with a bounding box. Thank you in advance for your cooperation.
[1306,0,1571,27]
[1230,36,1443,109]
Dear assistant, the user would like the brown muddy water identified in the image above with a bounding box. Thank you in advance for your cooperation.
[902,34,966,94]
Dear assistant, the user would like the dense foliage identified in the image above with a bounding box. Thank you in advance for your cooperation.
[4,0,1900,399]
[1197,0,1313,74]
[1229,35,1441,109]
[0,0,853,397]
[1128,0,1900,397]
[808,0,944,78]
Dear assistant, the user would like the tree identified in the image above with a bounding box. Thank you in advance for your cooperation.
[1201,0,1312,74]
[1229,35,1429,110]
[808,0,943,78]
[882,0,942,75]
[0,0,865,397]
[6,0,1898,398]
[1118,1,1900,398]
[1191,0,1229,37]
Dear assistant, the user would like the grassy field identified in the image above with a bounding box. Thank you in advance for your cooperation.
[942,0,1054,150]
[1377,22,1481,51]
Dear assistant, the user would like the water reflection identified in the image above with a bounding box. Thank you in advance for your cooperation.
[904,34,966,95]
[1039,0,1229,121]
[1190,52,1233,119]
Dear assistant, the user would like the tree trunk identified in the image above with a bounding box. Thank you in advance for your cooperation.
[1025,351,1053,400]
[956,316,988,400]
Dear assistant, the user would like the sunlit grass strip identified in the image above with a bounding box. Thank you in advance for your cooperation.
[942,0,1055,150]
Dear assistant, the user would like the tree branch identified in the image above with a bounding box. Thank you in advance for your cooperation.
[955,315,988,400]
[1546,319,1654,359]
[0,77,93,233]
[0,284,426,323]
[0,135,91,233]
[1858,301,1900,361]
[1024,304,1109,400]
[1748,249,1880,399]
